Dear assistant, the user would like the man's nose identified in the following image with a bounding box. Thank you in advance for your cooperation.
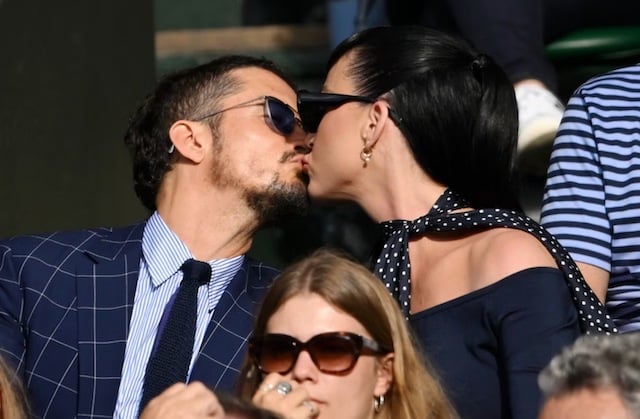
[304,132,315,149]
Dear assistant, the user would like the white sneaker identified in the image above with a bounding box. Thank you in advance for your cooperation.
[515,84,565,176]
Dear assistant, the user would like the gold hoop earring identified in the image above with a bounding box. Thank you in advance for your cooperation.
[360,147,372,167]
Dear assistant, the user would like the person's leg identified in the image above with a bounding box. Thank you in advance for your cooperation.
[327,0,360,48]
[360,0,389,29]
[432,0,561,175]
[442,0,556,90]
[327,0,388,49]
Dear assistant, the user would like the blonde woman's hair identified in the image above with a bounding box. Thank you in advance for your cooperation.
[237,249,457,419]
[0,356,29,419]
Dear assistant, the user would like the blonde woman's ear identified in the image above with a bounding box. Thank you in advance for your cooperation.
[374,353,394,396]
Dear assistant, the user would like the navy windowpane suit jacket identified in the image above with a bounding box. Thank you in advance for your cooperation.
[0,222,279,418]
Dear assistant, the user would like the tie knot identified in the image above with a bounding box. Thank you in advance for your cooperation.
[180,259,212,286]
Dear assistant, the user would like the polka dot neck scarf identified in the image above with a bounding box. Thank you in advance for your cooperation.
[373,188,617,335]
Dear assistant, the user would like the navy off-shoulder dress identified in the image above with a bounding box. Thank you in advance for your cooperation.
[410,267,580,419]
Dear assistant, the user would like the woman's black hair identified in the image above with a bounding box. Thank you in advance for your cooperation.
[329,25,521,210]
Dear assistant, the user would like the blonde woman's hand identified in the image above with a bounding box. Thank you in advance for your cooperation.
[139,382,225,419]
[252,373,319,419]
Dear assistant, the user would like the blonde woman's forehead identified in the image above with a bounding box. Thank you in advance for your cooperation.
[265,293,370,340]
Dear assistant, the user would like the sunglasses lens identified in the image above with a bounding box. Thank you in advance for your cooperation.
[266,98,296,135]
[251,335,297,374]
[298,102,329,133]
[308,335,359,373]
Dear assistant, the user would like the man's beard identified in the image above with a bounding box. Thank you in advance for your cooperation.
[245,171,309,227]
[209,143,310,226]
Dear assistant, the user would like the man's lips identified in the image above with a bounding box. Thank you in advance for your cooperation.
[289,156,304,165]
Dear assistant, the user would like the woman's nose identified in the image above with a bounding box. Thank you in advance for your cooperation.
[291,350,318,382]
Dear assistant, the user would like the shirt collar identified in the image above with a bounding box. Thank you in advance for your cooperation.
[143,212,192,287]
[142,212,245,311]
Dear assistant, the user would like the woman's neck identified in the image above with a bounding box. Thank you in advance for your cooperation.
[357,169,447,222]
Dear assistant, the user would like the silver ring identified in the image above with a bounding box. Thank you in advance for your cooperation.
[275,381,292,396]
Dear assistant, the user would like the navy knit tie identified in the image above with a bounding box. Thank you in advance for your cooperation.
[139,259,211,411]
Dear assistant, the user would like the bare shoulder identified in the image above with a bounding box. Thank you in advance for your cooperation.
[468,228,557,288]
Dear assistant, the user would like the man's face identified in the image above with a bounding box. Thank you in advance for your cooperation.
[538,388,634,419]
[207,67,309,225]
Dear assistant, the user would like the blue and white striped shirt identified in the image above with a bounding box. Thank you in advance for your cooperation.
[113,212,243,418]
[541,64,640,332]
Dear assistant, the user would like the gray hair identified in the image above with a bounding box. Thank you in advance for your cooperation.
[538,333,640,415]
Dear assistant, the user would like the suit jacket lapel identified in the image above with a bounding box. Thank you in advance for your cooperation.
[190,258,278,390]
[76,223,144,416]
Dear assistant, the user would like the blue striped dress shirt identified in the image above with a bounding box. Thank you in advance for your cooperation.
[113,212,243,418]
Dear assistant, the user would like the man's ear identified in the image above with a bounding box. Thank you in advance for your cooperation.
[168,120,207,163]
[374,353,394,397]
[361,101,391,150]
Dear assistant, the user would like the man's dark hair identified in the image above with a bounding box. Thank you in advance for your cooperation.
[124,55,296,211]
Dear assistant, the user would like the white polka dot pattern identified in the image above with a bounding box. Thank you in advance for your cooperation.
[373,189,617,335]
